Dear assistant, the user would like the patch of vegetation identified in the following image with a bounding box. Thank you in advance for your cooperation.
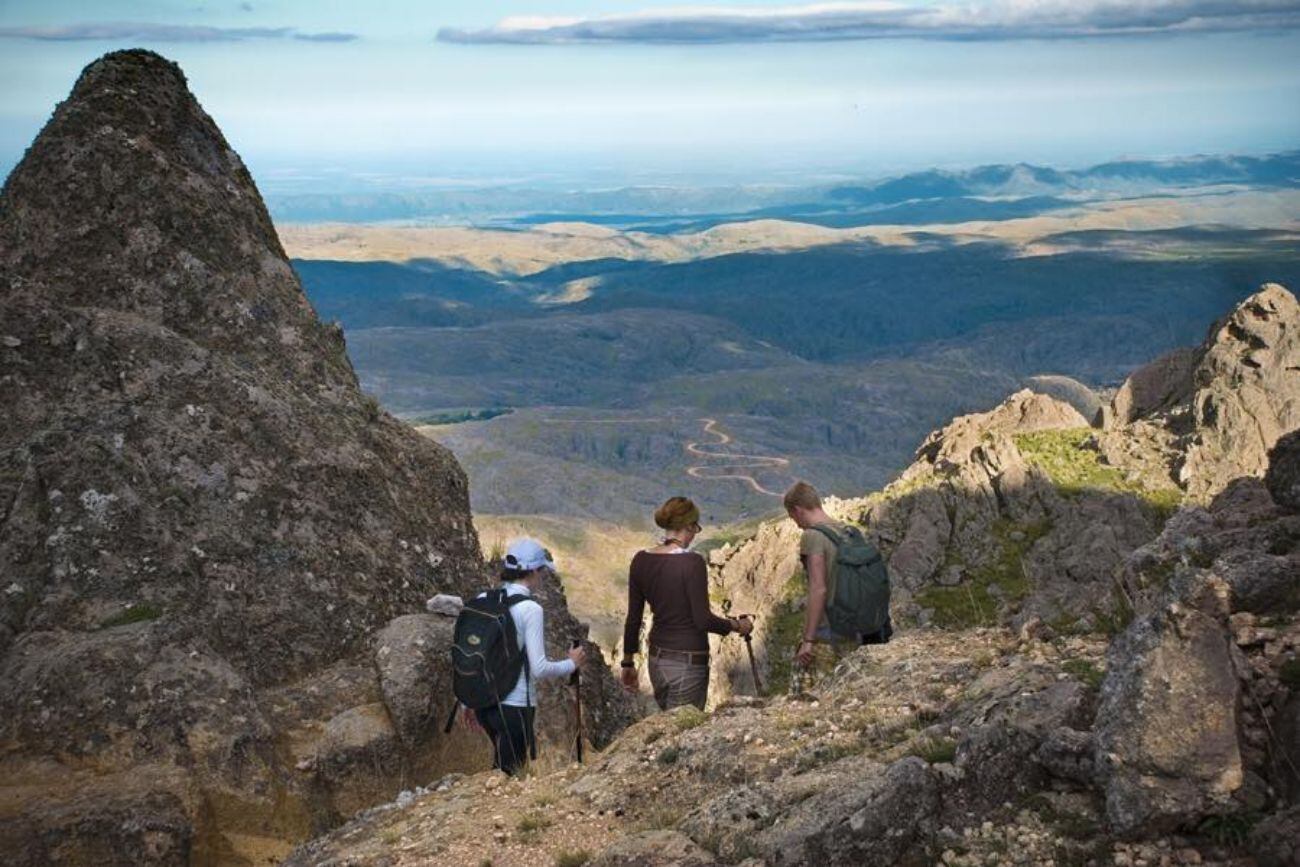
[915,520,1046,628]
[657,745,681,765]
[794,739,860,772]
[1022,793,1102,841]
[1061,658,1105,690]
[909,736,957,764]
[100,602,162,629]
[1014,428,1183,518]
[517,813,552,837]
[1278,657,1300,688]
[1197,812,1260,847]
[554,850,592,867]
[408,407,513,426]
[635,803,685,831]
[673,706,708,731]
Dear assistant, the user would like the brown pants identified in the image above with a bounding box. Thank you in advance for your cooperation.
[649,654,709,711]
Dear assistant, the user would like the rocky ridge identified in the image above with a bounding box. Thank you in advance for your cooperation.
[289,286,1299,866]
[0,50,633,865]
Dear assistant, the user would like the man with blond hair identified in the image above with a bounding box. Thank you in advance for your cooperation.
[784,481,892,671]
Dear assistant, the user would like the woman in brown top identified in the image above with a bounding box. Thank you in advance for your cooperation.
[620,496,752,711]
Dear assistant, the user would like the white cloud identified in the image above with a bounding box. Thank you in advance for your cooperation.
[0,22,358,43]
[437,0,1300,44]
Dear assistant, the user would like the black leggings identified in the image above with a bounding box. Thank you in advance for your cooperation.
[474,704,537,775]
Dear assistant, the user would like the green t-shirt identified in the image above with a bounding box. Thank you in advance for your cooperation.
[800,521,846,623]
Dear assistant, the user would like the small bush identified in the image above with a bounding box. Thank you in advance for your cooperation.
[1197,813,1259,846]
[1278,657,1300,688]
[1062,658,1105,690]
[909,736,957,764]
[554,850,592,867]
[517,813,552,834]
[674,706,708,731]
[657,745,681,765]
[101,603,162,629]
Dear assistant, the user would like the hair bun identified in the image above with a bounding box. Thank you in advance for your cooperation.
[654,496,700,530]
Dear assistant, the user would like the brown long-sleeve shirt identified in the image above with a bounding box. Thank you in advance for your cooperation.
[622,550,734,655]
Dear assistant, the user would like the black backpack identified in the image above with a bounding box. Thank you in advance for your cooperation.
[448,588,531,712]
[810,524,892,638]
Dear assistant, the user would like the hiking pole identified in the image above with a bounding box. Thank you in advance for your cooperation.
[738,615,763,696]
[570,638,585,763]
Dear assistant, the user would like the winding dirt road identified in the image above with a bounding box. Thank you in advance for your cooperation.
[538,415,790,496]
[685,418,789,497]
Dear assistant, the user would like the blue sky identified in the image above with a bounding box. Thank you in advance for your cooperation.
[1,1,1299,189]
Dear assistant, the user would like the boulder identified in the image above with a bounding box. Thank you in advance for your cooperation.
[1095,586,1243,836]
[753,756,940,866]
[425,594,464,617]
[589,830,717,867]
[374,613,456,747]
[1106,346,1198,427]
[1266,428,1300,513]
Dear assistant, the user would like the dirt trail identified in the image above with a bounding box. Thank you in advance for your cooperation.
[538,415,790,496]
[685,417,789,497]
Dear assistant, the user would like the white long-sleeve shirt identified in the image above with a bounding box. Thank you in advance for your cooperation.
[487,582,575,707]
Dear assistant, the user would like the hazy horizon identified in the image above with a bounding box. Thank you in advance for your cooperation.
[3,1,1299,193]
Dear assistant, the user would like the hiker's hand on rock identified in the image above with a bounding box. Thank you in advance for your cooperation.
[620,665,638,692]
[567,645,586,667]
[795,640,815,667]
[736,616,754,636]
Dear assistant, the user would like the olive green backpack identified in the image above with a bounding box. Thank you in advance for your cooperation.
[810,523,892,637]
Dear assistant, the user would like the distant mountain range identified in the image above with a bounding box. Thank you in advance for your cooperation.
[266,150,1299,227]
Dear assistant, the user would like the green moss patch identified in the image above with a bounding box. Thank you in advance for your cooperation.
[915,520,1046,628]
[1061,658,1105,690]
[1014,428,1182,518]
[100,602,162,629]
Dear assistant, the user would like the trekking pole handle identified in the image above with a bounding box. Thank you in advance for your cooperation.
[569,638,582,685]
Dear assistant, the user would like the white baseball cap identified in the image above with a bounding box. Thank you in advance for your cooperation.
[503,538,556,573]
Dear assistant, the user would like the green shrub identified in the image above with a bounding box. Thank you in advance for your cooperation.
[517,813,552,833]
[1062,658,1105,690]
[909,736,957,764]
[914,520,1045,628]
[554,850,592,867]
[674,706,708,731]
[100,603,162,629]
[657,745,681,765]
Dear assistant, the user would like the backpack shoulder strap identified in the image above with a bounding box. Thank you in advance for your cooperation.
[504,593,533,608]
[809,523,843,546]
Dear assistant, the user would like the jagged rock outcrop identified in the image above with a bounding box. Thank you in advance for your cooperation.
[1100,283,1300,499]
[0,50,632,864]
[280,289,1300,867]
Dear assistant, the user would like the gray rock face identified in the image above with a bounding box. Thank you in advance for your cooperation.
[589,830,718,867]
[755,756,941,867]
[0,49,633,861]
[1095,585,1243,836]
[1180,284,1300,498]
[1266,429,1300,513]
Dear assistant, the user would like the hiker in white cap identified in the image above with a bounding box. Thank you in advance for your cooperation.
[468,538,584,774]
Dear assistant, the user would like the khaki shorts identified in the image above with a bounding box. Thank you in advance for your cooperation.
[649,654,710,711]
